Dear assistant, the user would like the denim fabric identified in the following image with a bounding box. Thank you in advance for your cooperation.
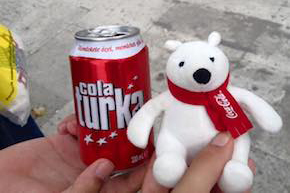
[0,115,44,149]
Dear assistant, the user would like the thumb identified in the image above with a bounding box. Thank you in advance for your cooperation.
[63,159,115,193]
[172,132,234,193]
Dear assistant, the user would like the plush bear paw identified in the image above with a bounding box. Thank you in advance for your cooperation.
[153,154,187,188]
[127,121,148,149]
[218,160,253,193]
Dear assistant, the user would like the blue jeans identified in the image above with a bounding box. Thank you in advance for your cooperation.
[0,115,44,149]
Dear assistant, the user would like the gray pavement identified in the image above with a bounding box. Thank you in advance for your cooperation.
[1,0,290,192]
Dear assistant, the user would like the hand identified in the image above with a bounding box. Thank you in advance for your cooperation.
[171,133,256,193]
[141,133,256,193]
[0,118,147,193]
[59,114,256,193]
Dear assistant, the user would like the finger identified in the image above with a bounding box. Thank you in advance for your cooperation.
[142,153,169,193]
[59,114,76,126]
[58,123,69,135]
[211,158,256,193]
[66,119,78,137]
[172,132,234,193]
[58,114,78,137]
[102,162,148,193]
[62,159,114,193]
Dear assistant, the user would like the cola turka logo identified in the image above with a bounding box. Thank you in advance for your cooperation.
[75,81,144,130]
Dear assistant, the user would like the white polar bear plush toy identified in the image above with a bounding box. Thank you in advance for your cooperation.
[127,32,282,193]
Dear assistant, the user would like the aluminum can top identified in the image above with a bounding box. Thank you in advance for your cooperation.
[75,25,140,42]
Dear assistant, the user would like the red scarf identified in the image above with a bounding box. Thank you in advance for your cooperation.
[167,76,252,138]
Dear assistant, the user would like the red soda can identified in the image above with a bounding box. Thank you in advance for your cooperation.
[69,26,154,172]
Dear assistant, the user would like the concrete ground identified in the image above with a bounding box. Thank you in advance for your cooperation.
[1,0,290,192]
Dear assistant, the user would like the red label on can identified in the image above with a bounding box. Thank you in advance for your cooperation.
[69,44,154,171]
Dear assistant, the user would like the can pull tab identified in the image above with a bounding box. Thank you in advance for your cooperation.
[88,28,126,37]
[75,26,140,41]
[99,29,117,37]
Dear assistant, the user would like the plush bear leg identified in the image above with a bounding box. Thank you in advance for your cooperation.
[153,153,187,188]
[153,130,187,188]
[218,133,253,193]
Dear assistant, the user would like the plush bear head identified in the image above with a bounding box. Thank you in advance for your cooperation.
[165,32,229,92]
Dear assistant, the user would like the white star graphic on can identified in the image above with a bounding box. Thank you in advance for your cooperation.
[96,137,107,146]
[128,84,134,89]
[84,134,94,145]
[109,131,118,139]
[133,75,138,80]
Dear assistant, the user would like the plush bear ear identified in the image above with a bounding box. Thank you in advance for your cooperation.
[208,31,221,47]
[164,40,182,51]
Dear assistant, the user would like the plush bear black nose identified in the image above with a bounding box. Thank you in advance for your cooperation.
[193,68,211,84]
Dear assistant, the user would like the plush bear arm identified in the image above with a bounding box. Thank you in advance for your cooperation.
[228,86,282,133]
[127,91,172,148]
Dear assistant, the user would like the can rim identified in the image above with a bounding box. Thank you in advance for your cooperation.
[75,25,140,41]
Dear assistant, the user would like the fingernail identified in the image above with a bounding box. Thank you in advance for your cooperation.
[95,159,114,180]
[211,133,230,147]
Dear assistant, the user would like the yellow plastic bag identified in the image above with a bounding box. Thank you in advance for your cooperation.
[0,25,18,108]
[0,25,30,126]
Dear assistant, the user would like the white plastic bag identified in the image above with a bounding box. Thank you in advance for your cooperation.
[0,25,30,126]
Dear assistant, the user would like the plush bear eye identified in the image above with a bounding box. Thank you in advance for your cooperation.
[179,61,185,67]
[209,57,215,62]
